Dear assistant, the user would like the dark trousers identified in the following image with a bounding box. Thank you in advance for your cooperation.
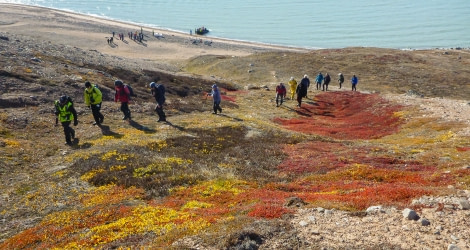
[276,93,284,106]
[297,95,303,107]
[156,105,166,121]
[121,102,131,119]
[91,103,104,123]
[213,101,222,114]
[62,121,75,143]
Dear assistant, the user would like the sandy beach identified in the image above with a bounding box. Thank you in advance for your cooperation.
[0,3,308,63]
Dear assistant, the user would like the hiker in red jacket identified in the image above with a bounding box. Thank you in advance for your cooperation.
[114,80,132,120]
[275,82,287,107]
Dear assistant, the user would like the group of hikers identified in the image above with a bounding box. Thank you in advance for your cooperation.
[55,80,167,145]
[276,73,358,107]
[54,74,357,145]
[54,80,224,146]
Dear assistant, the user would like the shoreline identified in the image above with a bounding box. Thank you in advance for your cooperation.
[1,3,468,53]
[0,3,310,62]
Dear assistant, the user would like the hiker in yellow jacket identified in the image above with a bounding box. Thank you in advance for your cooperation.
[54,95,78,145]
[288,77,297,100]
[84,81,104,126]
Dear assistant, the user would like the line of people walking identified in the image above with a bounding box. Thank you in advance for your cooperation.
[54,74,356,145]
[279,73,359,108]
[55,80,168,146]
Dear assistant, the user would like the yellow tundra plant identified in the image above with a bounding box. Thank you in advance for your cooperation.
[192,179,247,197]
[85,205,211,245]
[182,200,213,210]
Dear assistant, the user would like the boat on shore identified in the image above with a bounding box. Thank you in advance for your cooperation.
[195,27,209,35]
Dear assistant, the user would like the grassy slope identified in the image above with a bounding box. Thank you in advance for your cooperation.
[1,40,470,248]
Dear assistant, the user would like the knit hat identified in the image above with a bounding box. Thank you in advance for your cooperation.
[114,80,123,86]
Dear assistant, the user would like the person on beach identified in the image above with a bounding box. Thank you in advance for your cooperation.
[323,73,331,91]
[114,80,132,120]
[208,84,222,114]
[150,82,166,122]
[54,95,78,145]
[296,75,309,107]
[84,81,104,126]
[351,75,358,91]
[288,77,297,100]
[299,74,310,98]
[275,82,287,107]
[315,72,324,90]
[338,73,344,89]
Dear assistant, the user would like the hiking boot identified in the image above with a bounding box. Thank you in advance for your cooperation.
[122,116,128,120]
[158,118,166,122]
[65,141,73,146]
[93,122,100,126]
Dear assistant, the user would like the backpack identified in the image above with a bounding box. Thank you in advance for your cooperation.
[156,84,165,96]
[124,84,136,97]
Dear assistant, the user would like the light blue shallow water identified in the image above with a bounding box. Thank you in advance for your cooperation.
[1,0,469,49]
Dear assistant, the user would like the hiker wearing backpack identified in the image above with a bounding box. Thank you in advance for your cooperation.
[54,95,78,145]
[150,82,166,122]
[351,75,358,91]
[275,82,287,107]
[315,72,324,91]
[207,84,222,114]
[296,75,309,107]
[84,81,104,126]
[288,77,297,100]
[323,73,331,91]
[338,73,344,89]
[114,80,132,120]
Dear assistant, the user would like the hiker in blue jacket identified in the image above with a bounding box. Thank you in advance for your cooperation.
[208,84,222,114]
[351,75,358,91]
[315,72,324,90]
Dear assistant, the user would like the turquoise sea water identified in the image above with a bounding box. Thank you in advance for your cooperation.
[1,0,469,49]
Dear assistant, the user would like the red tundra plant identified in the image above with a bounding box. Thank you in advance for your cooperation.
[279,141,436,175]
[274,91,403,140]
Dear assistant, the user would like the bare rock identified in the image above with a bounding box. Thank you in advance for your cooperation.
[402,208,420,221]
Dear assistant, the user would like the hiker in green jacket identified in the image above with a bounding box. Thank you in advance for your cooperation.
[84,81,104,126]
[54,95,78,145]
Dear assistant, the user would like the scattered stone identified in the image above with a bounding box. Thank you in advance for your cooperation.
[448,244,460,250]
[0,35,8,41]
[458,199,470,210]
[420,218,431,226]
[299,220,308,227]
[31,57,41,62]
[402,208,420,220]
[451,235,459,241]
[324,209,334,216]
[366,205,384,214]
[284,197,307,208]
[316,207,325,213]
